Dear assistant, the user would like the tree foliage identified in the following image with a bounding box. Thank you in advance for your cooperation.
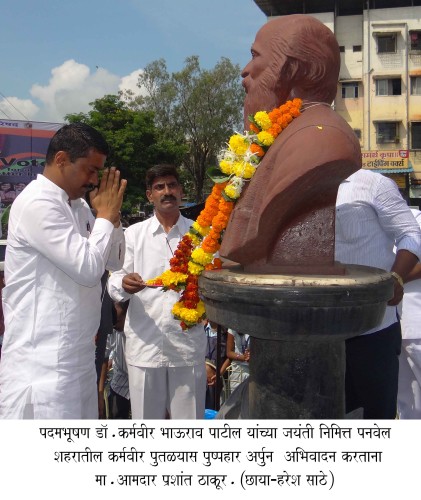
[134,56,244,202]
[65,94,186,213]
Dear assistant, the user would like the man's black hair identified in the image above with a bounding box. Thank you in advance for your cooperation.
[46,123,109,164]
[145,164,180,189]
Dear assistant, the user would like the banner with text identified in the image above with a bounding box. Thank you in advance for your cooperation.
[362,150,410,170]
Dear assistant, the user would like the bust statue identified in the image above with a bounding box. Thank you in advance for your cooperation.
[219,15,361,274]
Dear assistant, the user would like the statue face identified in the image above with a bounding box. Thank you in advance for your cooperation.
[241,22,291,130]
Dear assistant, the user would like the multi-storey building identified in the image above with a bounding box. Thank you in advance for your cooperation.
[254,0,421,205]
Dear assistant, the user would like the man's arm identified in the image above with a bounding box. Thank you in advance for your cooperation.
[388,249,419,305]
[19,199,113,287]
[403,262,421,284]
[107,227,145,302]
[104,224,125,272]
[376,178,421,263]
[401,209,421,285]
[375,178,421,305]
[13,168,126,287]
[91,168,126,272]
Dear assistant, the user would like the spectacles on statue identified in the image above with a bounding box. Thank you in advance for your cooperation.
[152,182,179,191]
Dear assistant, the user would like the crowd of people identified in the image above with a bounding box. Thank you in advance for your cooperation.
[0,14,421,420]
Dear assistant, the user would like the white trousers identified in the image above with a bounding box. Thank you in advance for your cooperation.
[127,364,206,419]
[398,339,421,419]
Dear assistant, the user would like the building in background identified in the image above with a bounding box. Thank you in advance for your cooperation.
[254,0,421,205]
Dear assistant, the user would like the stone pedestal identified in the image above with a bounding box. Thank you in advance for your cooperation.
[199,265,394,419]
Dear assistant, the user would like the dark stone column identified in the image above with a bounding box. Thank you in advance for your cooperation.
[249,338,344,419]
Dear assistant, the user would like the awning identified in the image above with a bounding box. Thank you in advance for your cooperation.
[372,74,401,79]
[372,119,402,122]
[373,30,400,35]
[339,78,363,82]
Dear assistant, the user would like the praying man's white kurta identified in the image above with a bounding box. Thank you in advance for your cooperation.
[0,174,125,419]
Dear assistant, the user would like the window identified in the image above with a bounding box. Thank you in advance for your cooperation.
[353,45,362,52]
[412,122,421,149]
[376,122,399,143]
[377,34,397,53]
[409,31,421,51]
[353,129,362,140]
[342,82,359,98]
[411,76,421,96]
[339,45,345,53]
[375,78,401,96]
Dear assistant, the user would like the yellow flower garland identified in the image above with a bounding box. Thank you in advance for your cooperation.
[147,98,303,329]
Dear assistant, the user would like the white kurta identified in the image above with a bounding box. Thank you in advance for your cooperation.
[107,214,206,368]
[107,214,207,419]
[0,174,125,419]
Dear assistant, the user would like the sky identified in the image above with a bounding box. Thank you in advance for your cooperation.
[0,0,267,124]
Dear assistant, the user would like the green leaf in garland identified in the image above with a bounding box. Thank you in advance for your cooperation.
[221,191,236,202]
[207,166,230,184]
[248,114,259,129]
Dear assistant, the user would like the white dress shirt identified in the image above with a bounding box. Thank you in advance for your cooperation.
[107,213,206,368]
[400,209,421,340]
[335,169,421,335]
[0,174,125,418]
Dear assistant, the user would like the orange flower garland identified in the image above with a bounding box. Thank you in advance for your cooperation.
[147,98,302,329]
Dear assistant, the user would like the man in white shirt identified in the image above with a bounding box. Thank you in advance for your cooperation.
[108,164,206,419]
[397,208,421,418]
[335,169,421,418]
[0,123,126,419]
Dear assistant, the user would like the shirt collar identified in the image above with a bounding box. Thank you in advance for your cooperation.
[150,212,184,236]
[37,174,84,208]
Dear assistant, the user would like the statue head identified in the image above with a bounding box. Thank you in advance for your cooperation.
[242,14,340,128]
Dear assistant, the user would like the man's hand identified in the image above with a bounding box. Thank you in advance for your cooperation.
[122,273,146,294]
[206,364,216,386]
[90,167,127,227]
[387,278,404,306]
[387,250,419,306]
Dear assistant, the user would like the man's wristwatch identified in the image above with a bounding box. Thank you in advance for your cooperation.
[390,271,404,287]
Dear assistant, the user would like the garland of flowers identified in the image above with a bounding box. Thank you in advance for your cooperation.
[147,98,303,329]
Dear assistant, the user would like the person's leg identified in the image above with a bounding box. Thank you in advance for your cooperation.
[345,322,401,419]
[168,365,206,419]
[398,339,421,419]
[108,386,131,419]
[115,392,131,419]
[107,386,118,419]
[206,384,216,410]
[127,364,167,419]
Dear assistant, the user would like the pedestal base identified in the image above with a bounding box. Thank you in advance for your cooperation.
[199,264,394,419]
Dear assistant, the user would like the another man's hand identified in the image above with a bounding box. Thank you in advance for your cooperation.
[387,279,404,306]
[90,167,127,227]
[206,363,216,386]
[122,273,146,294]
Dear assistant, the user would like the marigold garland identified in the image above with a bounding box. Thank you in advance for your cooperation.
[147,98,302,329]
